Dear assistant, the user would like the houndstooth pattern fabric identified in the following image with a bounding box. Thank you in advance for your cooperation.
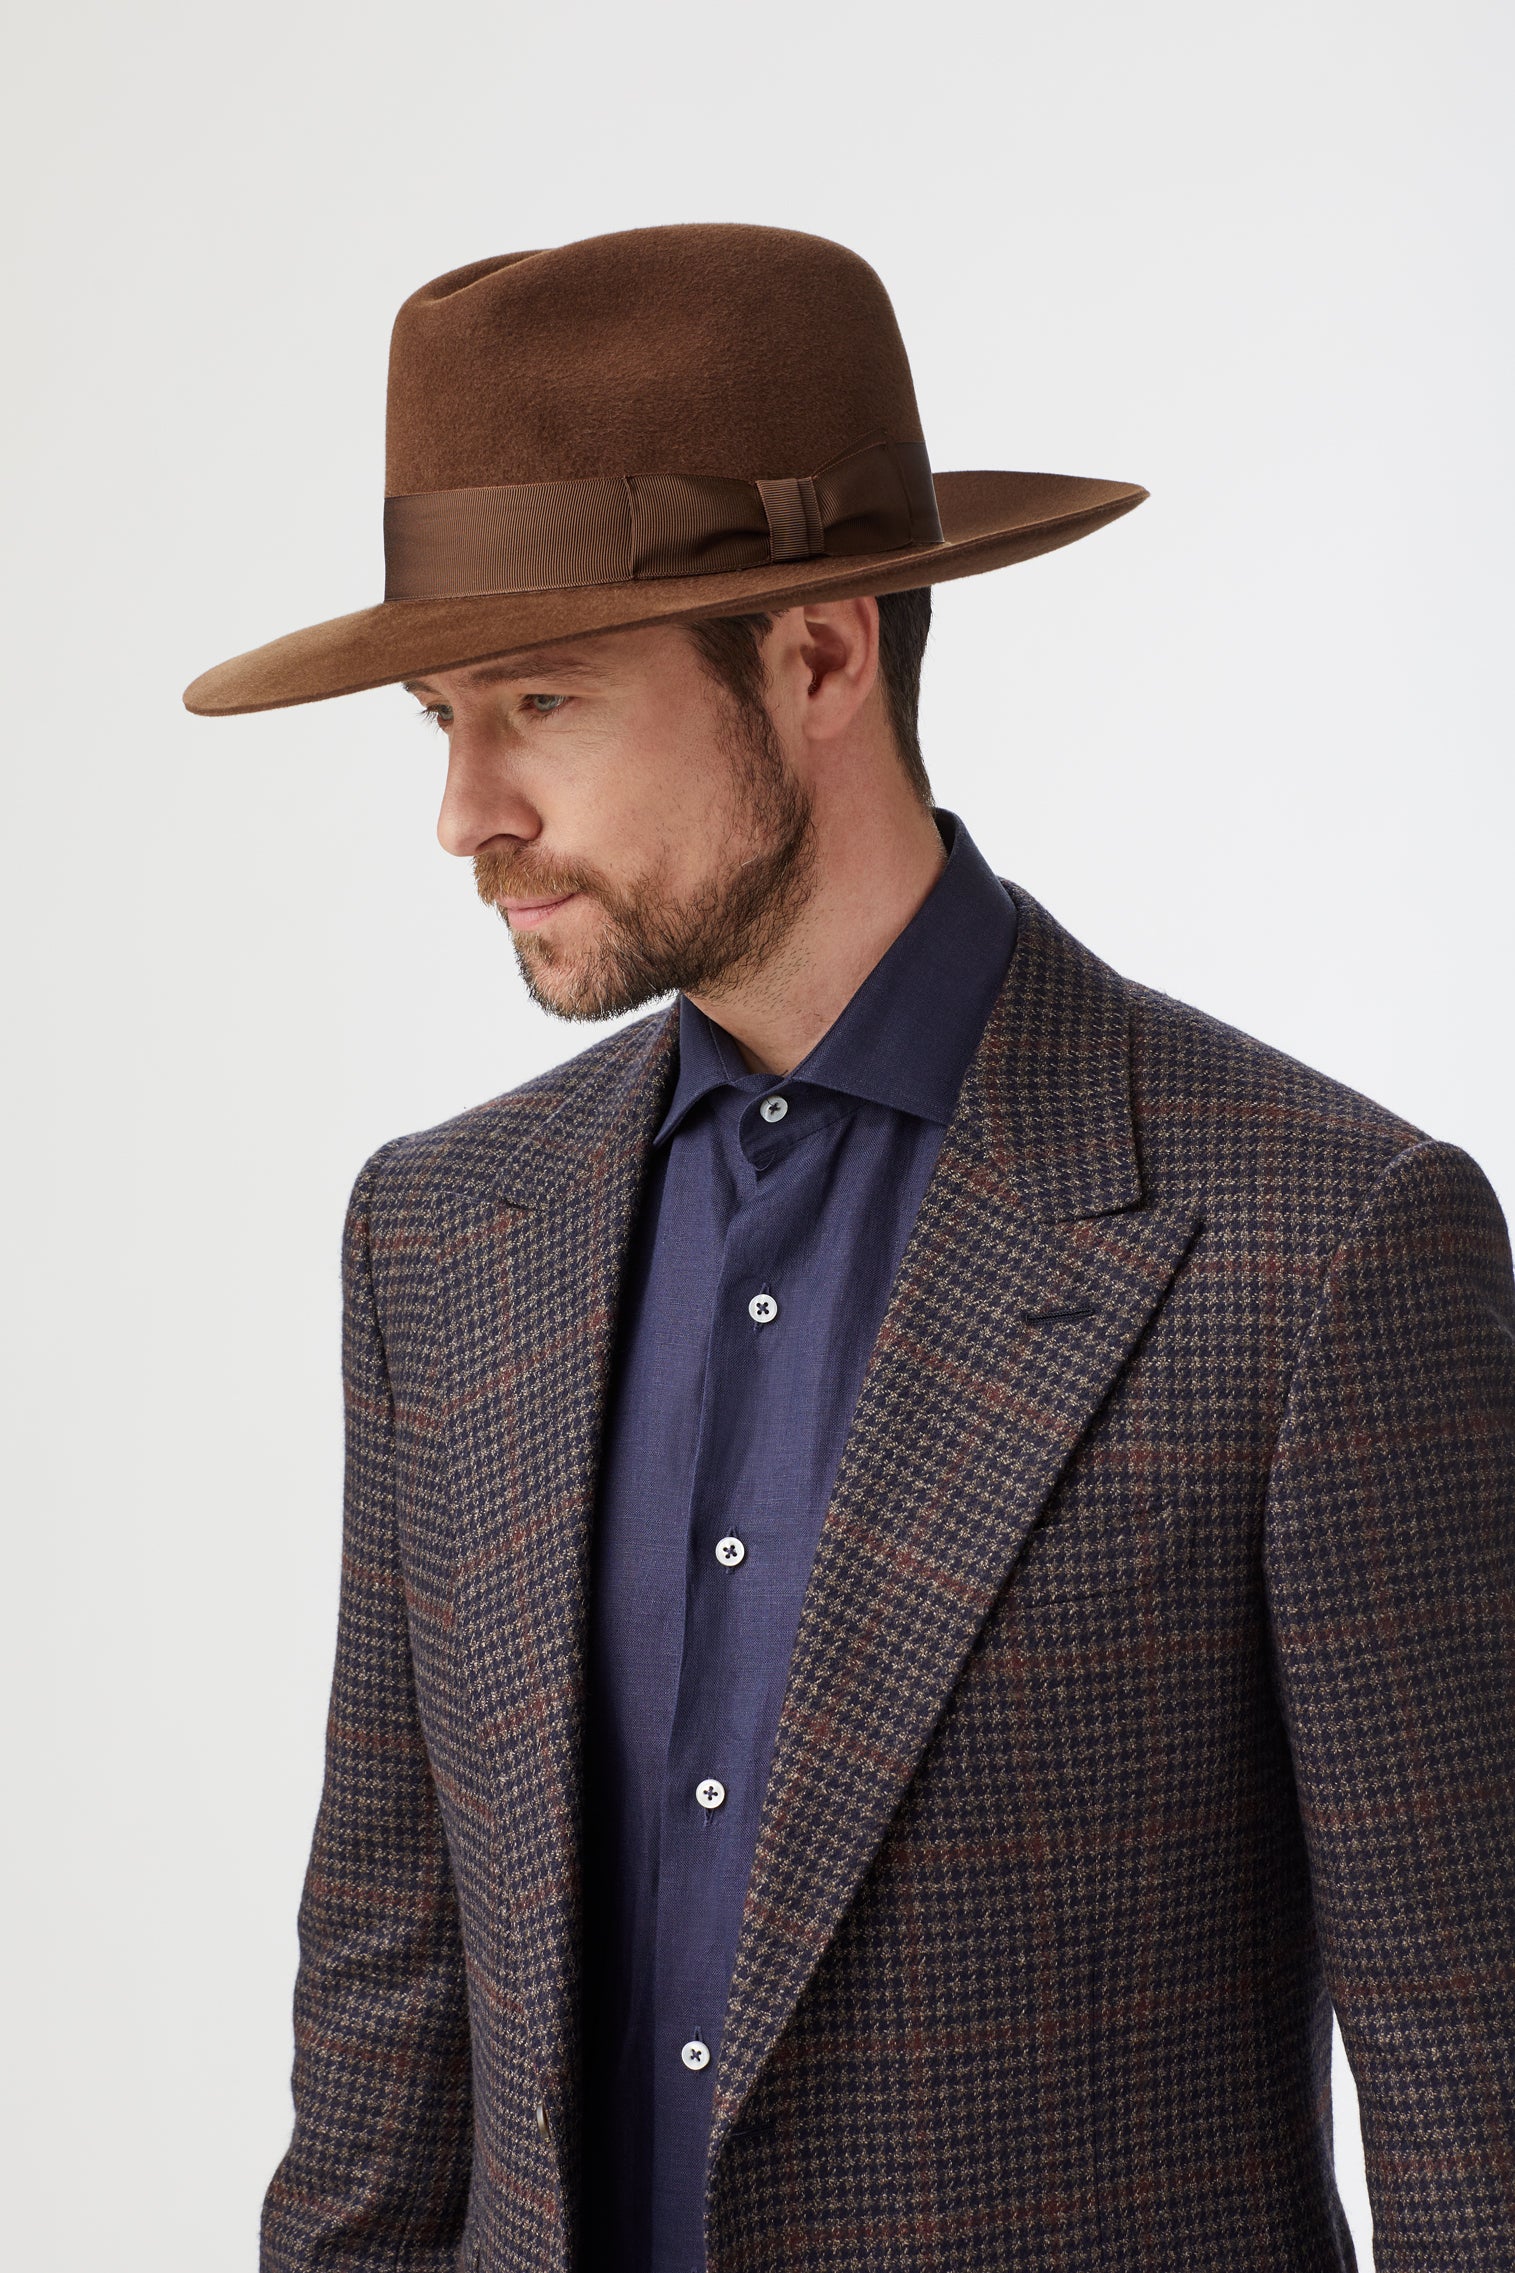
[260,882,1515,2273]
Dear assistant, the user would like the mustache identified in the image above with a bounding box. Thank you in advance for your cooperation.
[473,849,600,905]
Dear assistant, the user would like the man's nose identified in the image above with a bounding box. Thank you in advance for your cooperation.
[435,736,540,858]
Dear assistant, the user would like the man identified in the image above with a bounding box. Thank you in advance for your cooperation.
[185,224,1515,2272]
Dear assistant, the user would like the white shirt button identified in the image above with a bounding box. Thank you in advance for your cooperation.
[696,1777,726,1810]
[715,1534,745,1567]
[748,1292,778,1325]
[759,1094,789,1123]
[681,2038,711,2071]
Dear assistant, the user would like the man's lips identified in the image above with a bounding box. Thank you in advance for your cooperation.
[499,890,579,931]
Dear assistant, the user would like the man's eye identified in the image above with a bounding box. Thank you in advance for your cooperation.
[524,693,570,716]
[416,706,451,731]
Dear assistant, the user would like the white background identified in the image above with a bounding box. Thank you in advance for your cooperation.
[3,3,1511,2267]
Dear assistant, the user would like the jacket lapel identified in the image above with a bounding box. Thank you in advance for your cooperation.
[707,887,1201,2158]
[430,1005,680,2165]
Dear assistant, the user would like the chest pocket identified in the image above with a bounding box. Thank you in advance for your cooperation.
[1009,1490,1199,1608]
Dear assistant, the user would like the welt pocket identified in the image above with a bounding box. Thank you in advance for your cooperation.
[1009,1510,1195,1606]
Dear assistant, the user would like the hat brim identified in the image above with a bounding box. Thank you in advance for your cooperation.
[181,470,1146,717]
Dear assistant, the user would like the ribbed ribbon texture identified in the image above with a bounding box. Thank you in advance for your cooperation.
[382,437,941,601]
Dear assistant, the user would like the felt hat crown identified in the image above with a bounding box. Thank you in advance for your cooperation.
[183,222,1147,716]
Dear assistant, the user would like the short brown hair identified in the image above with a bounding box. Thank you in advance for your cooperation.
[684,588,933,806]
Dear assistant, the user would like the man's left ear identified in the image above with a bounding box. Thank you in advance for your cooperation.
[798,597,879,738]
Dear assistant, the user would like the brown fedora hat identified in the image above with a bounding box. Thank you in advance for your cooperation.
[182,223,1147,717]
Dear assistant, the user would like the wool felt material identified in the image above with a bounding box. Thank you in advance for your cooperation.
[182,224,1147,715]
[260,880,1515,2273]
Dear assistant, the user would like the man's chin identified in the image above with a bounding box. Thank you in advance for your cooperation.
[510,934,668,1024]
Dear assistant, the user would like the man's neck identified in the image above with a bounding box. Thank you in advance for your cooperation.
[683,794,948,1077]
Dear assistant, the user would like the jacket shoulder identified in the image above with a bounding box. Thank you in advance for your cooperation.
[1125,974,1433,1235]
[349,1003,677,1218]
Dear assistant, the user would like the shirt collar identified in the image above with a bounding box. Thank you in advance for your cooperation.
[655,807,1018,1145]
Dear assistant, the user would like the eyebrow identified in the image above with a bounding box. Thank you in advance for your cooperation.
[402,651,604,696]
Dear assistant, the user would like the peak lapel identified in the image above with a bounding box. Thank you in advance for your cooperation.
[433,1005,679,2162]
[710,888,1201,2157]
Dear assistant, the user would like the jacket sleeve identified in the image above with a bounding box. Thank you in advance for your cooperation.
[261,1155,473,2271]
[1263,1137,1515,2269]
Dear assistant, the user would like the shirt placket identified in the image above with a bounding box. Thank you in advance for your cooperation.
[649,1086,804,2256]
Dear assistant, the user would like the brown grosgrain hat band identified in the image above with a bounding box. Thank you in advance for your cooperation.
[384,436,941,601]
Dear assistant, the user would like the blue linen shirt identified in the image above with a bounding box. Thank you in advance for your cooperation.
[578,809,1019,2273]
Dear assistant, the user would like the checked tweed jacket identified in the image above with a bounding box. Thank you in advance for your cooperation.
[261,882,1515,2273]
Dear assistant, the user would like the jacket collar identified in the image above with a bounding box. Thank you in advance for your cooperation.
[442,875,1140,1225]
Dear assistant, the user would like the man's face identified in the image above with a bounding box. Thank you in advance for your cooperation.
[406,620,818,1022]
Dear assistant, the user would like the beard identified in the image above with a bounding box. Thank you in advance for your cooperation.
[472,685,818,1022]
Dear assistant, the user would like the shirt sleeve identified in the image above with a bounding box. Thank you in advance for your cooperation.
[1263,1136,1515,2269]
[260,1153,473,2273]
